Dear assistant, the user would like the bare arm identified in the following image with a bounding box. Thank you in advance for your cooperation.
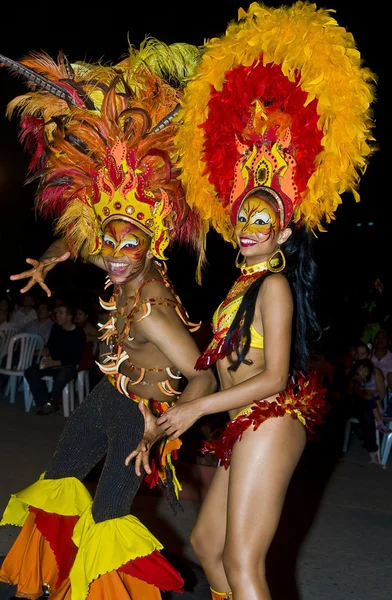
[124,304,217,471]
[135,305,217,400]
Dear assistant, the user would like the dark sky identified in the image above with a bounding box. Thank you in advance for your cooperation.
[0,1,387,323]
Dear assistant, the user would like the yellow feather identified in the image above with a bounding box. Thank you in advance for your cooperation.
[54,200,101,259]
[176,1,377,237]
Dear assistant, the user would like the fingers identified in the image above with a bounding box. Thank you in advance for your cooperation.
[124,442,147,467]
[38,280,52,298]
[10,269,34,281]
[125,451,137,467]
[138,399,146,416]
[156,415,166,426]
[25,258,39,267]
[142,452,152,475]
[20,280,34,294]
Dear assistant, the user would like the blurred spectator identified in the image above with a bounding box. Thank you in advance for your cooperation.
[0,296,11,321]
[74,306,99,345]
[352,359,388,433]
[360,305,381,346]
[0,309,8,329]
[371,329,392,383]
[23,302,53,345]
[343,342,387,464]
[24,304,86,415]
[9,293,37,327]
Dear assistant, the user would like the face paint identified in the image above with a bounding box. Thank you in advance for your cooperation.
[235,195,279,251]
[101,220,150,282]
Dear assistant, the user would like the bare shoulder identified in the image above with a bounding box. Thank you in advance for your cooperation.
[139,278,176,302]
[259,273,292,300]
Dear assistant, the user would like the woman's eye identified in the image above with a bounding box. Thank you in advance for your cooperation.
[103,238,115,246]
[122,240,139,249]
[252,212,271,226]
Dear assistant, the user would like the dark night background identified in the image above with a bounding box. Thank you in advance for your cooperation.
[0,1,387,346]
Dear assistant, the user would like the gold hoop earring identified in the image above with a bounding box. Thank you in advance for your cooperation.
[235,250,246,269]
[267,248,286,273]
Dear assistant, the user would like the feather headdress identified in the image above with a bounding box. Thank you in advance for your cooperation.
[175,1,377,244]
[1,40,205,260]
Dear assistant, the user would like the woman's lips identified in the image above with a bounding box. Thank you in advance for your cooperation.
[239,237,258,247]
[107,261,130,275]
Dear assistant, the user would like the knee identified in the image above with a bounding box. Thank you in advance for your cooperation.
[190,526,223,564]
[222,546,265,587]
[190,527,207,559]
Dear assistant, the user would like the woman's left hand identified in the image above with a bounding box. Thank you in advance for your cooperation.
[125,401,164,475]
[156,402,200,440]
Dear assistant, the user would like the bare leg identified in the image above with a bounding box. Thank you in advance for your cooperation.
[223,414,306,600]
[191,462,231,594]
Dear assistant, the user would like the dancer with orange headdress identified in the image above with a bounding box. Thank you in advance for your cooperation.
[0,41,216,599]
[143,3,377,599]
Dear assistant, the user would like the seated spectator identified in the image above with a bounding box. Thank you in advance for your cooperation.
[74,306,99,345]
[23,301,53,345]
[9,293,37,327]
[371,328,392,383]
[352,359,388,433]
[24,303,86,415]
[345,342,387,465]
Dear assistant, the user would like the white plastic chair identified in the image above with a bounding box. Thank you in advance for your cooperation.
[0,333,44,406]
[0,323,21,360]
[342,417,381,462]
[77,370,90,403]
[38,376,75,418]
[38,368,90,418]
[380,421,392,468]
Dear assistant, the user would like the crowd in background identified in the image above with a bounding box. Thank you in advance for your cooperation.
[0,272,391,463]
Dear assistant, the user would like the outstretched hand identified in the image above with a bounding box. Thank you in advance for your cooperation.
[10,252,70,297]
[156,402,199,440]
[125,400,165,476]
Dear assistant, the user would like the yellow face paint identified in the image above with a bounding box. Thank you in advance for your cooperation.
[101,220,149,260]
[101,219,151,283]
[236,196,278,238]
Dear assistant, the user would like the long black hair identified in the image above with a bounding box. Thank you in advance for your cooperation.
[225,202,321,374]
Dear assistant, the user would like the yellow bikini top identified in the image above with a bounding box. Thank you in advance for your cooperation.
[212,296,264,349]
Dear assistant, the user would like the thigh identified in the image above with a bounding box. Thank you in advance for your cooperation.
[226,414,306,562]
[52,366,76,385]
[192,461,230,556]
[92,393,145,522]
[45,378,108,480]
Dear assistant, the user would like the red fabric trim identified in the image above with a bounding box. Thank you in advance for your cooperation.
[202,371,328,468]
[119,549,184,593]
[29,507,79,587]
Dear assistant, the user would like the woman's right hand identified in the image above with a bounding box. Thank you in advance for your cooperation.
[10,252,70,297]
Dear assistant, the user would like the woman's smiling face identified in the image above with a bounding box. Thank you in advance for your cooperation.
[101,220,150,283]
[235,194,279,260]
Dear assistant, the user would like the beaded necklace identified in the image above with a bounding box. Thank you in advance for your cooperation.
[97,262,200,396]
[196,262,269,370]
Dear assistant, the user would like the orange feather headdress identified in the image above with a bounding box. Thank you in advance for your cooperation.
[0,40,204,261]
